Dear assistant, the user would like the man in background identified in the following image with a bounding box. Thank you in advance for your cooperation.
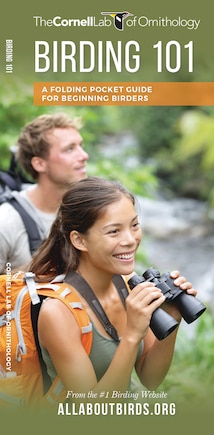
[0,112,89,272]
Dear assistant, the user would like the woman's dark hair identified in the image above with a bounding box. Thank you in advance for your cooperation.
[29,177,135,279]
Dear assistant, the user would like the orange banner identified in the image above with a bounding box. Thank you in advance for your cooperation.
[34,82,214,106]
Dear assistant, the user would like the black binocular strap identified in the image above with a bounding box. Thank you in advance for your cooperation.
[65,271,129,342]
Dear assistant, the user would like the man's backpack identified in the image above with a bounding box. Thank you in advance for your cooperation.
[0,151,42,254]
[0,271,92,408]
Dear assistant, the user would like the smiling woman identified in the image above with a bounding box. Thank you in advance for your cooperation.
[75,195,142,278]
[28,176,198,406]
[30,176,140,278]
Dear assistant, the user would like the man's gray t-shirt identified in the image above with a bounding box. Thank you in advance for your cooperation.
[0,188,56,272]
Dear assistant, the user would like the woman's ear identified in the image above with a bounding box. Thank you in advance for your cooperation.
[70,231,87,252]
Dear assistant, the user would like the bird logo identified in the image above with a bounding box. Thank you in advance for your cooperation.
[101,11,133,30]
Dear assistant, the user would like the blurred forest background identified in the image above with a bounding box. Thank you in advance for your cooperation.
[0,79,214,411]
[1,80,214,204]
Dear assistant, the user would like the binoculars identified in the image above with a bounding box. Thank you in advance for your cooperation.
[128,267,206,340]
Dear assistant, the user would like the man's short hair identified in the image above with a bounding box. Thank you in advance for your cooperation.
[16,112,83,179]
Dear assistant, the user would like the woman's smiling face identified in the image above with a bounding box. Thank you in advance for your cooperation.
[79,195,142,276]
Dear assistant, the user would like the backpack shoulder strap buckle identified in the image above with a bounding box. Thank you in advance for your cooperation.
[24,272,40,305]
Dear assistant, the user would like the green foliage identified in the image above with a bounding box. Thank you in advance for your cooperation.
[118,106,184,155]
[174,111,214,205]
[176,111,214,168]
[87,159,157,197]
[115,106,214,203]
[1,80,214,204]
[131,310,214,415]
[156,310,214,409]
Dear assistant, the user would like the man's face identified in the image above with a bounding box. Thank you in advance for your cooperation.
[43,127,89,186]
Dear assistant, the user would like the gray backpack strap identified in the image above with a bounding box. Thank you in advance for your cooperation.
[112,274,129,307]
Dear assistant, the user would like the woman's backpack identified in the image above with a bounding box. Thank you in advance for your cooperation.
[0,271,92,408]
